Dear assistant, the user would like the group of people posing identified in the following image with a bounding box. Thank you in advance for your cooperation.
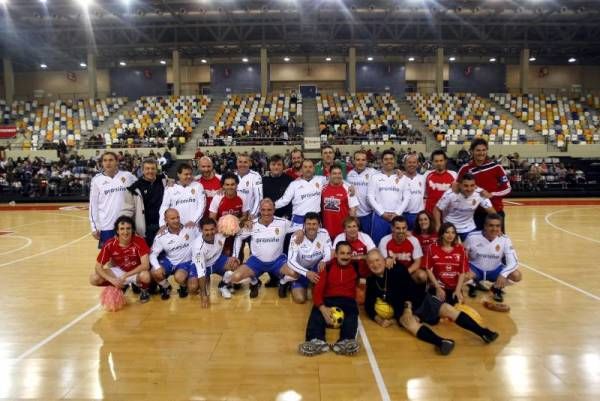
[88,138,522,357]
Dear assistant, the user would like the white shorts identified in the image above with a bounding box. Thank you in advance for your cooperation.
[110,267,138,285]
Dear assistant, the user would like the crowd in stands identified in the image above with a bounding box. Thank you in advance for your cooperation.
[317,92,424,144]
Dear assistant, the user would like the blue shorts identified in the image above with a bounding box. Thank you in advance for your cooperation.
[159,256,198,278]
[371,213,392,246]
[459,229,477,242]
[291,215,305,226]
[403,212,418,231]
[245,254,287,277]
[470,263,504,282]
[358,213,373,236]
[291,263,319,289]
[207,254,228,276]
[98,230,116,248]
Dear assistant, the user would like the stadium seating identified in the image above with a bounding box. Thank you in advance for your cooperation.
[105,95,210,147]
[491,93,600,148]
[1,98,126,150]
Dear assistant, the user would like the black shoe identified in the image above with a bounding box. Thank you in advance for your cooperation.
[160,285,171,300]
[439,339,455,356]
[233,283,242,290]
[148,281,159,295]
[491,287,504,303]
[278,282,289,298]
[178,286,189,298]
[265,273,279,288]
[139,290,150,303]
[249,281,261,298]
[130,282,141,295]
[468,284,477,298]
[481,330,499,344]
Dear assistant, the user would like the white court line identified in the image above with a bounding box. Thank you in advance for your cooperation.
[0,212,89,231]
[519,261,600,302]
[544,208,600,244]
[358,318,392,401]
[12,304,101,364]
[504,200,524,206]
[0,235,33,256]
[0,232,91,269]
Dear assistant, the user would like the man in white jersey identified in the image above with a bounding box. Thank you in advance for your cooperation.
[225,199,300,298]
[464,214,522,302]
[345,150,376,235]
[89,151,137,247]
[434,173,496,241]
[159,163,206,227]
[367,149,410,245]
[236,154,263,218]
[191,217,241,306]
[286,212,333,304]
[150,208,200,300]
[402,154,427,231]
[275,159,328,228]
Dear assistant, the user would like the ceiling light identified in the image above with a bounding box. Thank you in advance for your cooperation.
[159,60,166,65]
[40,63,48,69]
[408,57,415,62]
[119,61,126,66]
[529,57,536,62]
[80,62,87,67]
[489,57,496,62]
[325,57,332,61]
[367,56,373,61]
[568,57,577,63]
[449,56,456,61]
[242,57,249,62]
[283,57,290,62]
[201,59,207,64]
[78,0,92,7]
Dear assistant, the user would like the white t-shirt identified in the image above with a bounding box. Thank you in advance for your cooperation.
[287,229,332,276]
[436,189,493,233]
[236,170,263,217]
[89,170,137,232]
[346,167,376,217]
[191,233,228,278]
[150,226,199,268]
[367,172,411,216]
[463,231,518,277]
[159,182,206,226]
[274,175,328,217]
[234,217,296,262]
[404,173,426,214]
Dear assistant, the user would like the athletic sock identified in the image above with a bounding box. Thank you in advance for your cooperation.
[416,325,444,347]
[158,279,169,288]
[279,275,295,285]
[250,277,259,285]
[455,311,490,337]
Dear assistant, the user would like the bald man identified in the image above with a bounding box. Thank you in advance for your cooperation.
[196,156,222,219]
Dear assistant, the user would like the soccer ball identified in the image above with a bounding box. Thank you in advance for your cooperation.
[329,306,344,329]
[217,214,241,236]
[374,297,395,320]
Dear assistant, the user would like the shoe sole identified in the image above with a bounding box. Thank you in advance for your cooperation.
[483,332,499,344]
[439,340,455,355]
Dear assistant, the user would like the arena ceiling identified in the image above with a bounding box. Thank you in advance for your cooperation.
[1,0,600,70]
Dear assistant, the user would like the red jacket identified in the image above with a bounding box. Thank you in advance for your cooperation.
[458,160,511,211]
[313,259,357,307]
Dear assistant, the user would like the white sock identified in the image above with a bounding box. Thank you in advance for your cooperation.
[250,277,259,285]
[159,279,169,288]
[222,270,233,284]
[279,275,296,285]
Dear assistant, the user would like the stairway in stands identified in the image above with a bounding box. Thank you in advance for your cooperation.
[487,97,547,144]
[398,98,441,152]
[302,97,322,159]
[179,94,223,158]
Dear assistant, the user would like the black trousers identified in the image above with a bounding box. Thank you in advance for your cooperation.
[305,297,358,342]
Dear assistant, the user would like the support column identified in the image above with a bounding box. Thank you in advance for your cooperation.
[348,47,356,94]
[3,57,15,104]
[520,48,530,94]
[260,47,268,97]
[435,47,444,94]
[172,50,181,96]
[87,52,97,99]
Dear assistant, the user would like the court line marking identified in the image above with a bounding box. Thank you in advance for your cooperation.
[0,232,91,269]
[0,235,33,256]
[0,212,89,231]
[519,261,600,302]
[12,304,101,364]
[504,200,524,206]
[358,318,392,401]
[544,207,600,244]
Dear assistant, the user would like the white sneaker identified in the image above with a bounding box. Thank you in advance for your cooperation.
[219,285,232,299]
[223,270,233,283]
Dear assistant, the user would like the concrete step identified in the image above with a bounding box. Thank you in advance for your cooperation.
[302,98,319,138]
[487,98,546,143]
[181,95,223,153]
[398,99,440,152]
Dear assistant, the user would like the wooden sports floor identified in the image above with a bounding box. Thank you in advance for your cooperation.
[1,199,599,401]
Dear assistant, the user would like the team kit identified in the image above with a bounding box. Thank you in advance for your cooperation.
[89,140,522,356]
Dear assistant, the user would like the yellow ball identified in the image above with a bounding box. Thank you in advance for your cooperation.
[374,297,395,319]
[454,304,484,326]
[329,306,344,329]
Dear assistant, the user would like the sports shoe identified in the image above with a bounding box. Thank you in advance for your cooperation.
[178,285,189,298]
[332,339,360,356]
[481,330,499,344]
[219,284,232,299]
[265,273,280,288]
[139,289,150,303]
[130,282,142,295]
[468,284,477,298]
[249,281,261,298]
[439,339,455,356]
[223,270,234,283]
[298,339,329,356]
[491,287,504,303]
[278,282,289,298]
[121,284,129,294]
[160,284,172,300]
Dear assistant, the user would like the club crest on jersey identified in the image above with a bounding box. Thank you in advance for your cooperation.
[191,188,196,195]
[246,181,249,187]
[316,241,321,249]
[219,240,223,247]
[419,181,422,187]
[315,182,320,188]
[365,174,369,180]
[395,178,400,184]
[121,177,126,183]
[184,234,189,241]
[495,244,501,252]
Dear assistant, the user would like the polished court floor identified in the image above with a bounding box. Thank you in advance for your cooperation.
[0,199,599,401]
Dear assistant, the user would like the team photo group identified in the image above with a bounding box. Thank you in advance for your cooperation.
[88,138,522,357]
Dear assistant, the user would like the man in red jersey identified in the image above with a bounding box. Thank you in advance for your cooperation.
[89,215,152,303]
[208,172,249,221]
[378,216,427,284]
[321,165,359,240]
[285,149,304,180]
[332,216,376,277]
[457,138,510,231]
[424,150,457,214]
[197,156,221,218]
